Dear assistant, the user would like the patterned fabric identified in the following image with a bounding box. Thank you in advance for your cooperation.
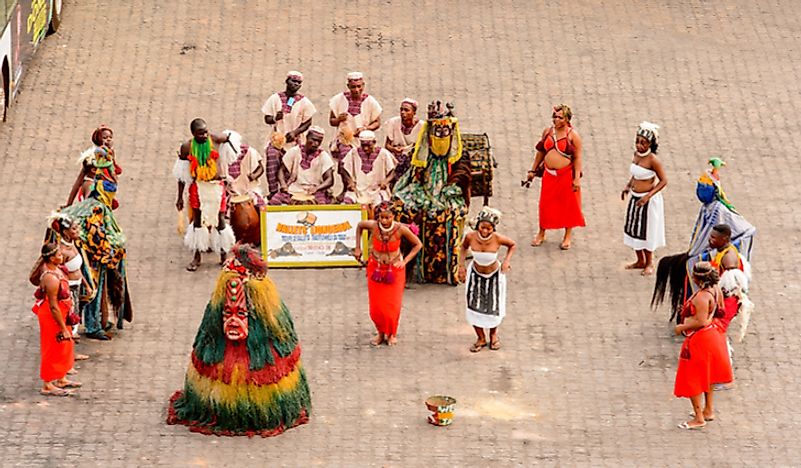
[264,144,284,196]
[624,195,649,240]
[345,93,367,116]
[393,134,469,284]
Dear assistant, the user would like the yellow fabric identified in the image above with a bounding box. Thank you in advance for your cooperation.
[186,361,303,407]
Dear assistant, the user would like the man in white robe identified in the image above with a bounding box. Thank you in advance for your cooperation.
[328,71,382,165]
[218,130,265,206]
[269,127,335,205]
[383,98,423,186]
[341,130,396,206]
[261,71,317,198]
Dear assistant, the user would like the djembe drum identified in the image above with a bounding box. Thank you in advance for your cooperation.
[229,194,260,245]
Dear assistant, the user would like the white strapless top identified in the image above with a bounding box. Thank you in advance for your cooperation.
[630,163,656,180]
[472,251,499,266]
[64,253,83,273]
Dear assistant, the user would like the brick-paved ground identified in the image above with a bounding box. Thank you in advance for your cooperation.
[0,1,798,466]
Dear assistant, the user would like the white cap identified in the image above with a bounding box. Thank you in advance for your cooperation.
[308,126,325,137]
[347,71,364,81]
[358,130,376,141]
[401,97,418,109]
[287,70,303,80]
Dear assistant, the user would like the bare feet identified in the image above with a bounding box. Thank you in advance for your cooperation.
[387,335,398,346]
[75,353,89,361]
[641,265,655,276]
[625,262,646,270]
[370,334,385,346]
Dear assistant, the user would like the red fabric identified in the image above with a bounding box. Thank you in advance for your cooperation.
[716,296,740,333]
[538,165,585,229]
[188,181,226,212]
[33,298,75,381]
[191,344,302,386]
[366,259,405,336]
[674,323,733,398]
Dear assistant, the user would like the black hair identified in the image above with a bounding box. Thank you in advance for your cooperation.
[190,118,207,133]
[712,224,731,238]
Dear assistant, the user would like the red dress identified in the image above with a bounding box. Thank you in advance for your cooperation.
[674,292,733,398]
[535,128,586,229]
[366,228,405,336]
[32,268,75,382]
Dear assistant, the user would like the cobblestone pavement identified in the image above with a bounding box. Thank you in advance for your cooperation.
[0,1,798,466]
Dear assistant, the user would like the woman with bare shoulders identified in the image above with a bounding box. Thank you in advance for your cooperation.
[525,104,585,250]
[30,243,82,396]
[458,207,516,352]
[353,201,422,346]
[674,262,732,430]
[621,122,667,275]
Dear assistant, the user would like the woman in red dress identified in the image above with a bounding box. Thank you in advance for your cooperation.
[525,104,585,250]
[353,202,422,346]
[30,242,82,396]
[673,262,733,429]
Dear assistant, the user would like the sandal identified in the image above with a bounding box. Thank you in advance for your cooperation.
[677,421,706,430]
[689,413,715,422]
[560,240,571,250]
[75,354,89,361]
[470,341,487,353]
[40,387,73,397]
[55,380,82,389]
[490,338,501,350]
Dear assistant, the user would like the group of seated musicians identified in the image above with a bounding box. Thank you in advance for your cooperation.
[267,126,398,212]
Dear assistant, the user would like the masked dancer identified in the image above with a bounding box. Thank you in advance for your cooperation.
[168,243,311,436]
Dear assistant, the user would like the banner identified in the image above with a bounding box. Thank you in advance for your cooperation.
[260,204,367,268]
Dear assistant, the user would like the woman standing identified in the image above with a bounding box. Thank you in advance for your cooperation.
[458,207,516,352]
[383,98,423,185]
[674,262,732,429]
[621,122,667,275]
[353,202,422,346]
[66,125,120,208]
[526,104,585,250]
[31,243,82,396]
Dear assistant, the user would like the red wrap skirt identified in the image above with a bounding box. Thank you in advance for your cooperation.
[366,259,405,336]
[33,298,75,382]
[716,296,740,333]
[674,323,733,398]
[539,165,586,229]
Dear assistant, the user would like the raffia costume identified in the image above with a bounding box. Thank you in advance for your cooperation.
[167,244,311,437]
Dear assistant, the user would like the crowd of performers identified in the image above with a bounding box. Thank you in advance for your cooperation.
[25,70,756,437]
[29,125,133,396]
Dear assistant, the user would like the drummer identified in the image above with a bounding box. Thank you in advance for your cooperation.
[341,130,396,206]
[220,130,266,206]
[269,126,336,205]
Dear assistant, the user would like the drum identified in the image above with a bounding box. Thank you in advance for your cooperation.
[425,395,457,426]
[461,133,495,203]
[229,194,260,245]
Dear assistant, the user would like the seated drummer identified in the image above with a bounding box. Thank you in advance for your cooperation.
[221,131,266,206]
[341,130,396,206]
[269,126,335,205]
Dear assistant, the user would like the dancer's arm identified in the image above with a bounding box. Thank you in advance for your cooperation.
[496,233,517,274]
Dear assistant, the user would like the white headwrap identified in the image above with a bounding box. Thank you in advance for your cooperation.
[401,98,418,110]
[637,121,660,143]
[287,70,303,80]
[308,126,325,137]
[347,71,364,81]
[358,130,376,142]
